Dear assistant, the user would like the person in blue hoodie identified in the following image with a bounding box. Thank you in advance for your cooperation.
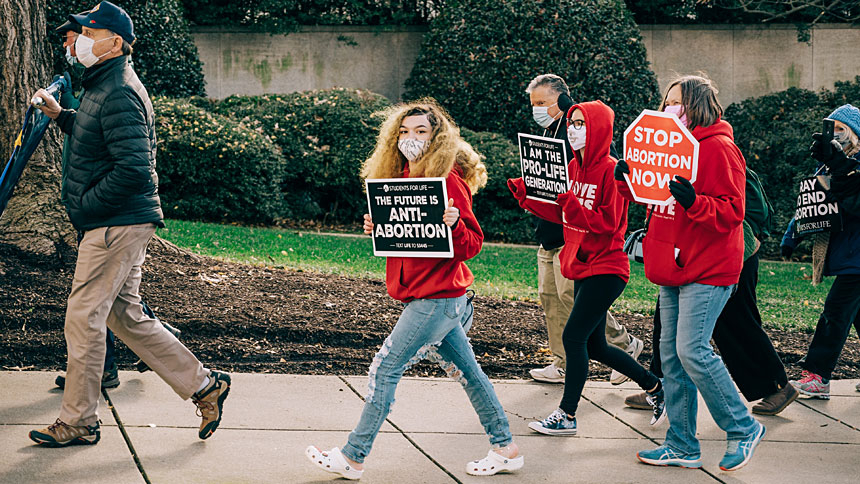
[781,104,860,399]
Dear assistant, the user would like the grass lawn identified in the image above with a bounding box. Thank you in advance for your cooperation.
[158,219,831,332]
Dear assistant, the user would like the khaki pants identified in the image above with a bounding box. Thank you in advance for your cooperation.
[60,224,209,427]
[537,246,630,367]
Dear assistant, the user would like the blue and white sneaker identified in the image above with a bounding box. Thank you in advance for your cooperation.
[719,421,766,471]
[637,445,702,468]
[528,408,577,436]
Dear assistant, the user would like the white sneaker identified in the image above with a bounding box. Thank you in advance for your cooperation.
[529,363,564,383]
[610,336,644,385]
[856,382,860,392]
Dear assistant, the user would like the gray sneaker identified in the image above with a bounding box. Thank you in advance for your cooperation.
[790,371,830,399]
[529,363,565,383]
[856,382,860,393]
[610,336,644,385]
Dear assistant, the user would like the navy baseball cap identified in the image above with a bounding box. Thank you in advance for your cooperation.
[70,2,135,44]
[56,16,83,34]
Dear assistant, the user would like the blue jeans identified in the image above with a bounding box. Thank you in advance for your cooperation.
[659,284,758,455]
[342,295,512,463]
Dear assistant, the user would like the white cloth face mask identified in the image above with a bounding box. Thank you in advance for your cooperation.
[398,138,427,161]
[567,125,587,151]
[75,35,115,68]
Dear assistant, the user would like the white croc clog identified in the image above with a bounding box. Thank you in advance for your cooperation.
[305,445,363,480]
[466,449,524,476]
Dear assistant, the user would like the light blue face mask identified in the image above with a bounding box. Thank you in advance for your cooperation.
[65,45,78,66]
[533,102,559,128]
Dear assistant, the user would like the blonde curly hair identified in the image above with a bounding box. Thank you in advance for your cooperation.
[361,99,488,194]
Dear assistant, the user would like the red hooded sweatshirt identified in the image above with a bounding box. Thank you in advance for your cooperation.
[508,101,630,282]
[617,118,746,287]
[384,165,483,302]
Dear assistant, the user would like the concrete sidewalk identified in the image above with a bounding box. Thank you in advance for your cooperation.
[1,371,858,483]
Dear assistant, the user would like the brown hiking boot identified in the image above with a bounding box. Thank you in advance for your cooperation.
[624,391,651,410]
[752,384,799,416]
[29,418,100,447]
[192,370,231,439]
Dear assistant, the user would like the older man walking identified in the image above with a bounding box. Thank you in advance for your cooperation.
[28,2,229,447]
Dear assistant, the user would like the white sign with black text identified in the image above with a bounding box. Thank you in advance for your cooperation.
[366,177,453,258]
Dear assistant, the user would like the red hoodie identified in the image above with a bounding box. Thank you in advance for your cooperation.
[509,101,630,282]
[617,118,746,287]
[384,165,483,302]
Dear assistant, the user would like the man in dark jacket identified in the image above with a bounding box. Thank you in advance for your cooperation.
[525,74,642,384]
[29,1,230,448]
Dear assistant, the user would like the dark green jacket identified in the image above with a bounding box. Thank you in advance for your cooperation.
[55,56,164,231]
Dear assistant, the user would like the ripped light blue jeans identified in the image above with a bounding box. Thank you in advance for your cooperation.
[342,295,513,463]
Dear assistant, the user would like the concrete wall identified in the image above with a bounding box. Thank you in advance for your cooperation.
[639,24,860,106]
[193,24,860,105]
[193,26,425,102]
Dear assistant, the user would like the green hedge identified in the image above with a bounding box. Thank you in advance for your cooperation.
[207,89,391,222]
[153,97,287,223]
[404,0,659,143]
[181,0,437,32]
[724,77,860,256]
[47,0,205,97]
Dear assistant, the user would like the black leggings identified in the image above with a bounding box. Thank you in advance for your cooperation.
[560,274,659,415]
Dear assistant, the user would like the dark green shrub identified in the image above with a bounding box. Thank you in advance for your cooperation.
[463,129,534,243]
[47,0,205,97]
[210,89,391,222]
[725,86,846,257]
[404,0,659,142]
[181,0,438,32]
[153,97,287,223]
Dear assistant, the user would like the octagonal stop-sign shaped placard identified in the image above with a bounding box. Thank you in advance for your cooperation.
[623,109,699,206]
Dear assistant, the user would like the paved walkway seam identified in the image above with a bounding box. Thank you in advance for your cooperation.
[579,393,727,484]
[338,376,462,483]
[795,400,860,432]
[102,388,152,484]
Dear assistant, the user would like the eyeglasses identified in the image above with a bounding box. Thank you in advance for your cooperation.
[568,119,585,130]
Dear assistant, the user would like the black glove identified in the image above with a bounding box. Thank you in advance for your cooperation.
[810,133,836,163]
[780,244,793,259]
[669,175,696,209]
[825,144,855,176]
[614,159,630,181]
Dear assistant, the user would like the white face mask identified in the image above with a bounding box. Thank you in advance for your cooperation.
[532,103,559,128]
[398,138,427,162]
[567,125,587,151]
[65,45,78,66]
[75,35,115,68]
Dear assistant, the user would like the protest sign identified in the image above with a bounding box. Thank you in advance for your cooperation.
[795,176,842,236]
[366,177,453,257]
[517,133,570,204]
[623,109,699,206]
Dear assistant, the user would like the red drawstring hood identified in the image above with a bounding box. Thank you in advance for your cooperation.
[509,101,630,282]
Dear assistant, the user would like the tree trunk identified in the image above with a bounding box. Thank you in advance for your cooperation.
[0,0,75,256]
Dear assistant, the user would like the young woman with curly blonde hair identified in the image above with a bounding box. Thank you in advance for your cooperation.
[306,100,523,480]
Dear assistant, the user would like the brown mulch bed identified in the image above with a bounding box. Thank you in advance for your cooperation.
[1,240,858,380]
